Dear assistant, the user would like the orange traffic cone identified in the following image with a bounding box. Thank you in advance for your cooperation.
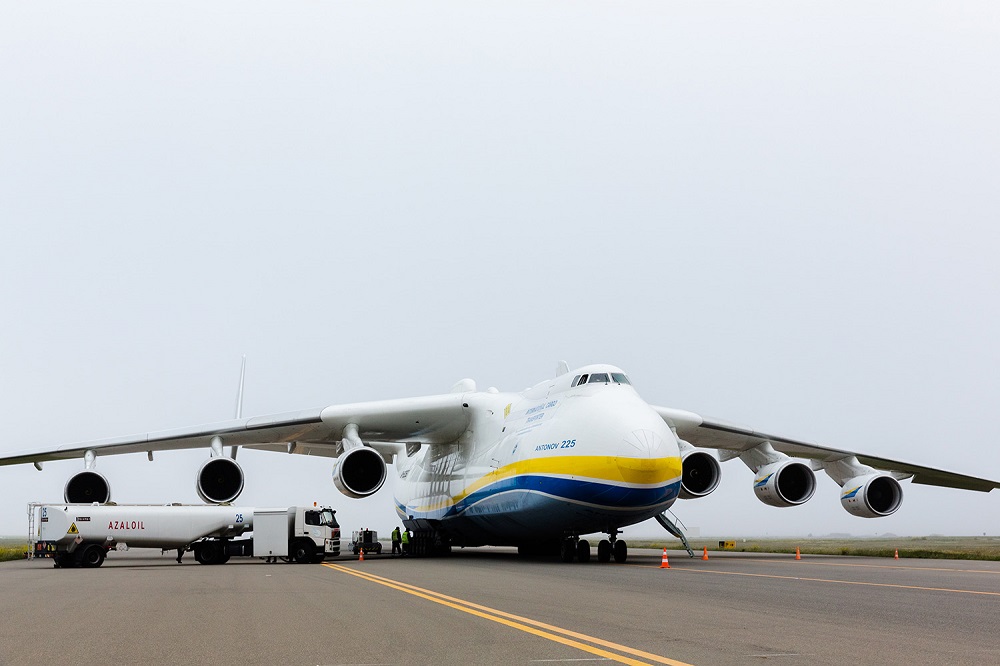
[702,547,709,561]
[358,548,364,562]
[894,549,899,560]
[660,548,670,569]
[795,547,801,560]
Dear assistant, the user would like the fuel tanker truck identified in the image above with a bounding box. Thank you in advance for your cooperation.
[31,503,340,568]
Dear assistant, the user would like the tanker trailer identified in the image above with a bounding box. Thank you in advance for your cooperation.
[32,503,339,568]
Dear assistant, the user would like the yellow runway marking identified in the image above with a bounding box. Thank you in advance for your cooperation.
[752,558,1000,575]
[323,563,692,666]
[664,566,1000,597]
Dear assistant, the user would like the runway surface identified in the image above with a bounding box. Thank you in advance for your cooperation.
[2,546,998,665]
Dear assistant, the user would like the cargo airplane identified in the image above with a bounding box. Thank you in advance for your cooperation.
[3,362,998,562]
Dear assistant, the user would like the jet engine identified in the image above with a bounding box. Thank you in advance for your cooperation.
[64,470,112,504]
[196,457,245,504]
[332,447,387,499]
[753,460,816,507]
[840,473,903,518]
[679,449,722,499]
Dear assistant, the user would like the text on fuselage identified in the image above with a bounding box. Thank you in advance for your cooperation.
[535,439,577,452]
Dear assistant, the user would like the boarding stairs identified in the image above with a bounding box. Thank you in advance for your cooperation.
[655,511,695,558]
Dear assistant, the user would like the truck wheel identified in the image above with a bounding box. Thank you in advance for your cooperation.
[291,540,314,564]
[196,542,223,565]
[79,544,106,568]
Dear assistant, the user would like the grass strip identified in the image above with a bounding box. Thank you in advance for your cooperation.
[0,545,29,562]
[631,537,1000,562]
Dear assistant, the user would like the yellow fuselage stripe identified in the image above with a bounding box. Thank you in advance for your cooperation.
[324,563,693,666]
[413,454,682,511]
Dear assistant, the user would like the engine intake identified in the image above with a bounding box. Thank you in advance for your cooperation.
[841,474,903,518]
[196,457,245,504]
[333,447,387,498]
[753,460,816,507]
[64,471,111,504]
[679,450,722,499]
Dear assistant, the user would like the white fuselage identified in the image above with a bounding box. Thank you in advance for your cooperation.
[393,365,682,545]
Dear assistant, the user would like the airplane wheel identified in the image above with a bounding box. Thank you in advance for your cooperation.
[559,539,575,563]
[597,540,611,563]
[613,539,627,563]
[576,539,591,563]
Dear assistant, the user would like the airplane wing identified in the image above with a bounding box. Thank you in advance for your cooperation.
[0,394,471,466]
[655,406,1000,492]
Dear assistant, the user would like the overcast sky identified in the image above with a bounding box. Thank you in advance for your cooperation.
[2,2,998,540]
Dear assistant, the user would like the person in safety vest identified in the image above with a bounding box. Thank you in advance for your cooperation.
[400,528,410,556]
[391,526,402,555]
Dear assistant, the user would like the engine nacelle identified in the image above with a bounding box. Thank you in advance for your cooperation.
[332,447,387,499]
[64,471,111,504]
[679,450,722,499]
[196,457,245,504]
[753,460,816,507]
[840,474,903,518]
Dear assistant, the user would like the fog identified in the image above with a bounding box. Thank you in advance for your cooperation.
[2,2,998,540]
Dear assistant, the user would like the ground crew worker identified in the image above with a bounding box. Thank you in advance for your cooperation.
[400,528,410,556]
[391,526,402,555]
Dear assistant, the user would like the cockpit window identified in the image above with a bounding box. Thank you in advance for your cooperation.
[576,374,589,386]
[571,375,581,387]
[611,373,631,385]
[588,373,610,384]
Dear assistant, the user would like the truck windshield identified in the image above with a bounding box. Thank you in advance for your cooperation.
[320,509,337,527]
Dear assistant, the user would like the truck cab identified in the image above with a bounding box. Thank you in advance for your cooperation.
[249,505,340,564]
[296,506,341,560]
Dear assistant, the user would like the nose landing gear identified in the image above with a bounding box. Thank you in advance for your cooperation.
[596,529,627,562]
[608,529,628,562]
[561,531,626,563]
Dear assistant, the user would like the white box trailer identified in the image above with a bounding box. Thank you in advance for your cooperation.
[31,503,340,568]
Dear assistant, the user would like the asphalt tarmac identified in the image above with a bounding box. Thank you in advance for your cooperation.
[2,546,998,665]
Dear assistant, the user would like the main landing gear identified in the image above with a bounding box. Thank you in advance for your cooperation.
[559,537,592,562]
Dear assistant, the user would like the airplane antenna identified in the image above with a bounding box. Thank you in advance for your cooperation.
[231,355,246,461]
[235,355,247,419]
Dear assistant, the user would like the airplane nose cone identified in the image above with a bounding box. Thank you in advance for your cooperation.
[616,427,681,484]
